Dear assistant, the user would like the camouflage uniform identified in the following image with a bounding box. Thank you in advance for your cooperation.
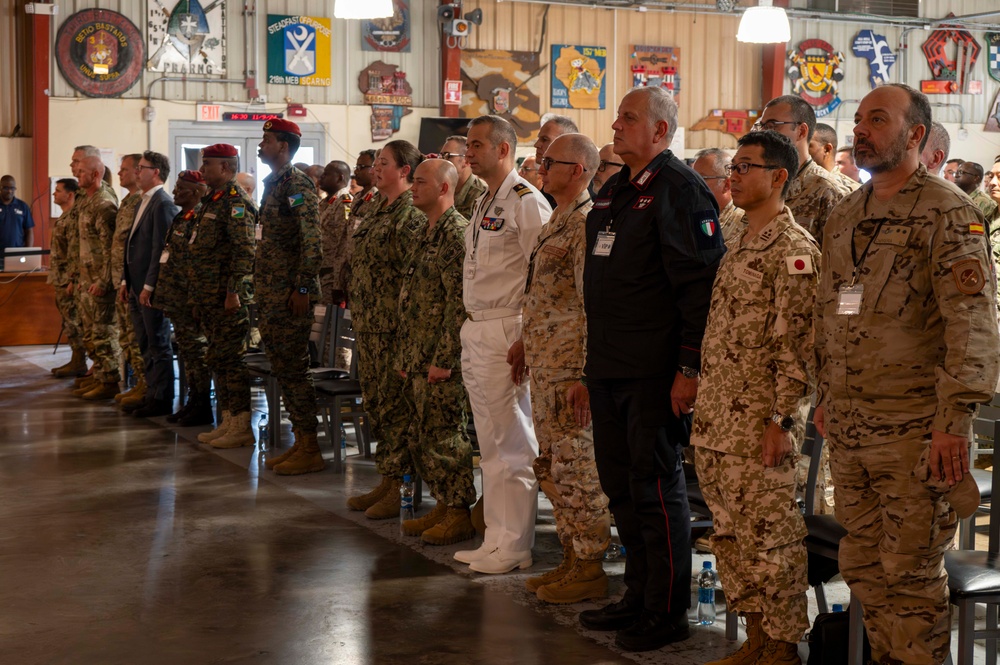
[970,188,999,226]
[816,165,1000,665]
[188,180,257,416]
[522,192,610,561]
[396,206,476,508]
[156,206,211,395]
[341,187,381,299]
[719,200,746,244]
[831,168,861,194]
[319,186,353,303]
[256,163,321,434]
[48,206,85,355]
[454,174,488,220]
[786,159,849,246]
[76,186,121,383]
[111,192,144,381]
[351,189,426,479]
[691,207,819,644]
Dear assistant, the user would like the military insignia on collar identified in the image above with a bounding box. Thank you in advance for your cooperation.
[760,228,774,243]
[231,205,246,218]
[288,193,305,208]
[211,191,224,201]
[481,217,505,231]
[635,170,653,186]
[593,198,611,209]
[512,183,531,198]
[633,196,654,210]
[230,187,238,196]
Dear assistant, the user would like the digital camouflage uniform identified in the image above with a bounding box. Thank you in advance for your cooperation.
[719,199,747,244]
[76,186,121,383]
[786,158,850,247]
[816,165,1000,665]
[188,180,257,416]
[111,192,144,381]
[341,186,381,298]
[319,186,353,303]
[156,206,211,396]
[691,207,819,644]
[396,206,476,508]
[48,206,85,355]
[454,174,488,220]
[523,192,610,561]
[256,163,321,434]
[351,189,426,479]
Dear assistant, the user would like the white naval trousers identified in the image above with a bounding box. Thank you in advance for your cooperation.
[461,315,539,552]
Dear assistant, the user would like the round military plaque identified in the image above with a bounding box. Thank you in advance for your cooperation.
[56,9,144,98]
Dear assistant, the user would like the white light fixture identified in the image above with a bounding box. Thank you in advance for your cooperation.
[736,0,791,44]
[334,0,394,20]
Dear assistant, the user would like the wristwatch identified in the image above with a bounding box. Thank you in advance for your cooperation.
[771,412,795,432]
[679,365,700,379]
[298,286,309,295]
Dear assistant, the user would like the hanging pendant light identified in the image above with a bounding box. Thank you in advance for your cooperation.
[334,0,395,20]
[736,0,791,44]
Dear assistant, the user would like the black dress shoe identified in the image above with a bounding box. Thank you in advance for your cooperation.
[579,598,643,631]
[133,398,173,418]
[166,400,193,423]
[178,403,215,427]
[614,610,690,652]
[121,397,148,414]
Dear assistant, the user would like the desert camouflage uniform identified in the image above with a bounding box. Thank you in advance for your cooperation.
[832,168,861,194]
[319,186,353,303]
[396,206,476,508]
[816,165,1000,665]
[188,180,257,416]
[351,189,426,479]
[111,192,144,381]
[719,200,746,244]
[522,192,610,560]
[156,206,211,395]
[454,174,488,220]
[48,205,85,355]
[786,159,850,246]
[256,163,321,434]
[76,186,121,383]
[691,207,819,643]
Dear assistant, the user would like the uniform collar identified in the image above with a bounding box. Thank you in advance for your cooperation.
[378,188,413,214]
[264,162,294,186]
[857,164,928,220]
[326,186,351,204]
[617,149,673,193]
[493,168,528,199]
[551,190,592,225]
[738,206,794,250]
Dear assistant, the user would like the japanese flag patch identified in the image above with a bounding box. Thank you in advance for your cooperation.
[786,254,814,275]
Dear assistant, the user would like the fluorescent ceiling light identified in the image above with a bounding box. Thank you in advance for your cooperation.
[736,0,791,44]
[334,0,394,20]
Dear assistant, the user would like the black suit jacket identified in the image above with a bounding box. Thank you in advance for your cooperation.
[123,188,179,296]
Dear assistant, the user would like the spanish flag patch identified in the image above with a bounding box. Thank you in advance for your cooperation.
[970,222,985,235]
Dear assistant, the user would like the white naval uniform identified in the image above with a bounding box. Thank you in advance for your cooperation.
[461,168,551,552]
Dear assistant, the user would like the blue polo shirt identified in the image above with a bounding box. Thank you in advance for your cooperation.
[0,197,35,252]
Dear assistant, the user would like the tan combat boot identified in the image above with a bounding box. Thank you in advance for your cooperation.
[82,381,121,400]
[53,349,87,377]
[119,378,148,408]
[536,558,608,604]
[274,431,325,475]
[364,479,402,519]
[526,543,576,592]
[72,377,100,396]
[421,506,476,545]
[705,613,767,665]
[115,377,145,403]
[754,636,801,665]
[347,476,393,511]
[401,502,448,537]
[265,428,300,470]
[197,411,231,443]
[72,372,95,389]
[211,411,255,449]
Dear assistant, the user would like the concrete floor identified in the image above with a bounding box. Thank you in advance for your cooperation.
[0,345,988,664]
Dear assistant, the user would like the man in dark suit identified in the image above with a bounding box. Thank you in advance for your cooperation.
[119,151,179,417]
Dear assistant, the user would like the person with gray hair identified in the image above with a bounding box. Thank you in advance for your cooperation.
[919,121,951,176]
[692,148,745,242]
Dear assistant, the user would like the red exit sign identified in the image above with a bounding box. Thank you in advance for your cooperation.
[197,103,222,122]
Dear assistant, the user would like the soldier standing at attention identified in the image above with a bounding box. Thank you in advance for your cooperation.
[110,154,146,406]
[72,155,121,401]
[317,160,354,371]
[692,148,745,243]
[518,133,611,604]
[192,144,257,449]
[347,140,426,515]
[815,83,1000,665]
[454,115,550,575]
[49,177,88,379]
[396,159,477,546]
[692,130,818,665]
[348,150,380,225]
[440,135,487,220]
[252,119,324,474]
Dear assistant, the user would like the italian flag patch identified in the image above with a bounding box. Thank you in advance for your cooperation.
[700,219,716,236]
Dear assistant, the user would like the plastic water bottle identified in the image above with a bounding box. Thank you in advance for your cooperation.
[697,561,717,625]
[340,424,348,456]
[832,603,844,613]
[257,414,269,447]
[603,542,627,560]
[400,475,415,532]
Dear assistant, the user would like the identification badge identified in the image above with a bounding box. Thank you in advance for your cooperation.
[464,258,477,279]
[593,231,616,256]
[159,250,169,264]
[254,224,262,240]
[188,229,197,245]
[837,284,863,315]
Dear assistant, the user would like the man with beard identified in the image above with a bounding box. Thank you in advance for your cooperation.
[815,83,999,665]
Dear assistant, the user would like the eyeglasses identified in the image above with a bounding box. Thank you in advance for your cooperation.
[701,175,728,181]
[752,120,801,132]
[540,157,585,172]
[597,160,624,172]
[955,170,978,178]
[441,152,465,160]
[354,164,372,170]
[725,162,780,176]
[519,166,538,173]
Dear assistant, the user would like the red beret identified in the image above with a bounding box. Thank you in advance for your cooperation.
[177,170,205,184]
[202,143,238,159]
[263,118,301,136]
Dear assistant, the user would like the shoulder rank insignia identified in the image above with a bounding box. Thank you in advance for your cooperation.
[288,193,305,208]
[231,205,246,219]
[230,187,238,196]
[512,183,531,198]
[211,190,225,202]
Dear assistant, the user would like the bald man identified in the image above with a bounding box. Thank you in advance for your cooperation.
[236,172,256,197]
[396,158,478,546]
[591,143,623,193]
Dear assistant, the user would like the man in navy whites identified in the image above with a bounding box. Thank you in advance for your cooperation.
[119,151,180,417]
[0,175,35,253]
[580,85,725,652]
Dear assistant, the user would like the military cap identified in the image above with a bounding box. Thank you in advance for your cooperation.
[262,118,301,136]
[202,143,238,159]
[177,170,205,184]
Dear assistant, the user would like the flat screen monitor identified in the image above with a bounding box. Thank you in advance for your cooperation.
[418,117,472,155]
